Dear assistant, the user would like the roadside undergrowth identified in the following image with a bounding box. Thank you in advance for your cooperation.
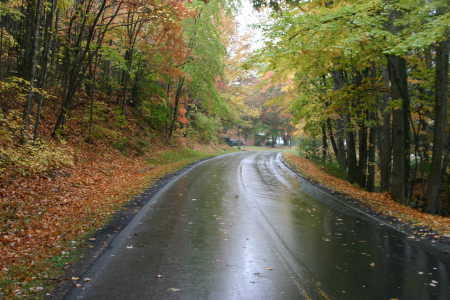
[282,152,450,239]
[0,141,232,299]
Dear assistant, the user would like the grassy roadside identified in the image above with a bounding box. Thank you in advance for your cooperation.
[0,143,235,299]
[281,152,450,240]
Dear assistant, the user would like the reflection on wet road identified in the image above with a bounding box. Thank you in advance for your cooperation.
[66,151,450,299]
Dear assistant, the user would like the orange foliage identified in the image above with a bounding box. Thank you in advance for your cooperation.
[0,142,194,297]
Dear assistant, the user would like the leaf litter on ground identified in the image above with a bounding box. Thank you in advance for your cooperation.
[0,141,230,298]
[282,153,450,240]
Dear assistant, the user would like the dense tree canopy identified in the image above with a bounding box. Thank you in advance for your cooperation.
[249,0,450,215]
[1,0,450,217]
[0,0,244,144]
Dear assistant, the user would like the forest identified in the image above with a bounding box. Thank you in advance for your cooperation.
[1,0,450,213]
[0,0,294,190]
[251,0,450,215]
[1,0,449,211]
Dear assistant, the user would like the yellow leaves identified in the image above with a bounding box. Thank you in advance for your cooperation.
[0,112,74,179]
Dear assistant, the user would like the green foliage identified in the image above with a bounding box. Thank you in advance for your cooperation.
[388,0,450,54]
[189,112,222,143]
[297,137,321,161]
[114,109,128,129]
[90,125,118,140]
[114,137,128,152]
[182,0,232,120]
[139,101,171,130]
[0,77,29,100]
[316,160,348,181]
[85,102,120,140]
[252,0,448,137]
[85,101,106,123]
[297,137,347,180]
[0,2,23,20]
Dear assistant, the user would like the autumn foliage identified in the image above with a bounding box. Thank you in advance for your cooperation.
[252,0,450,215]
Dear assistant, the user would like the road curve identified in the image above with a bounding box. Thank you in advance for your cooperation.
[65,151,450,300]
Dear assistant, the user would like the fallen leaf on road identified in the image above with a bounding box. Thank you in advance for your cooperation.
[169,288,180,291]
[265,268,274,270]
[370,263,375,267]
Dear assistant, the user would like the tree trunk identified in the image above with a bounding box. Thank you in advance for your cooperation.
[356,120,367,189]
[52,0,117,137]
[321,124,328,162]
[332,70,347,169]
[345,113,358,184]
[438,135,450,214]
[87,52,100,144]
[387,9,410,203]
[388,54,409,203]
[426,29,449,214]
[169,77,185,138]
[326,118,339,165]
[22,0,36,80]
[367,111,377,192]
[121,48,133,116]
[22,0,43,143]
[33,0,56,140]
[379,68,391,192]
[105,39,113,95]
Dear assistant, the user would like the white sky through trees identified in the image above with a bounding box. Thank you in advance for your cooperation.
[237,0,265,50]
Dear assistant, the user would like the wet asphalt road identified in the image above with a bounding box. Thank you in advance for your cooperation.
[66,151,450,300]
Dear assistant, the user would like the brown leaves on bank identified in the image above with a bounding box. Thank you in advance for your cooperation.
[0,141,222,298]
[282,153,450,238]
